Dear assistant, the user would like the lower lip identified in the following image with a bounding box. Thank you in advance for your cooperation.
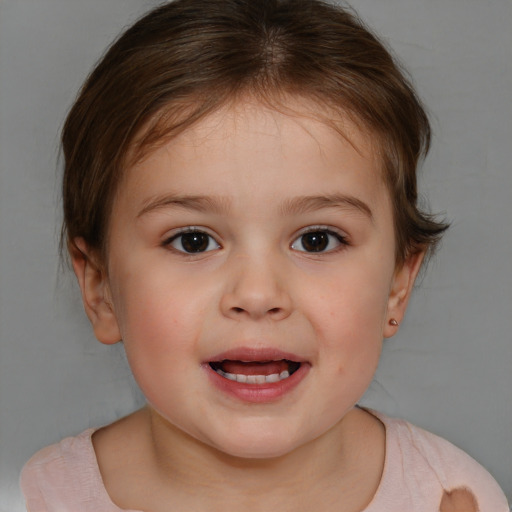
[203,363,310,403]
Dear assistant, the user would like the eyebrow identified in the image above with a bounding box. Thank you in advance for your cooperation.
[137,194,231,218]
[279,194,373,220]
[137,193,373,220]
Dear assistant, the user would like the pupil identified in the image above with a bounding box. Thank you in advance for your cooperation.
[302,232,328,252]
[181,232,209,252]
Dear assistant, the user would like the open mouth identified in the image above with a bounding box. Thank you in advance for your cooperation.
[209,359,301,384]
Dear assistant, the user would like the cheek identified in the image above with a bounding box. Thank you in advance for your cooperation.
[111,259,211,333]
[308,264,392,341]
[113,279,204,406]
[301,260,391,386]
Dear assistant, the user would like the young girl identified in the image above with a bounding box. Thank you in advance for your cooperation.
[20,0,508,510]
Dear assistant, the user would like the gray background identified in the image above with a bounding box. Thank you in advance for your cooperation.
[0,0,510,509]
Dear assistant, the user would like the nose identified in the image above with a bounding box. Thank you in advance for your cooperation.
[220,254,293,321]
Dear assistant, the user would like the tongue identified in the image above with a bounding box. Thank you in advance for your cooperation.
[221,360,289,376]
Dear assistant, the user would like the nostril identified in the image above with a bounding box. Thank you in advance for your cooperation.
[229,306,282,316]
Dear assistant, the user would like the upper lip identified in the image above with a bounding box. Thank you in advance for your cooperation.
[206,346,307,363]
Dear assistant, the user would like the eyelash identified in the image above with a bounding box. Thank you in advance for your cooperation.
[290,227,349,254]
[162,226,349,255]
[163,228,220,254]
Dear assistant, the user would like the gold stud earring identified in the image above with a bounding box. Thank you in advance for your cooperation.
[389,318,399,326]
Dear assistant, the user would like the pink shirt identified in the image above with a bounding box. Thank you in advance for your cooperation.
[21,411,509,511]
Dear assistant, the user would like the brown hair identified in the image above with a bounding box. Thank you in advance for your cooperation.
[62,0,448,266]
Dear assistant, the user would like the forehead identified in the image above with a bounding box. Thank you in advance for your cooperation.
[117,99,390,220]
[127,95,384,171]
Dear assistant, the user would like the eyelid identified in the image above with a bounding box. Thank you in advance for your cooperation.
[290,225,349,253]
[162,226,221,254]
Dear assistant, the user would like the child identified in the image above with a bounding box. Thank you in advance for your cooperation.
[20,0,508,510]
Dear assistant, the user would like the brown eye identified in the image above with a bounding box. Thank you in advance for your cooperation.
[301,232,329,252]
[168,231,220,253]
[291,229,347,253]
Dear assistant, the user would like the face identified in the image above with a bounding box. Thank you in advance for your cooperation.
[77,100,419,459]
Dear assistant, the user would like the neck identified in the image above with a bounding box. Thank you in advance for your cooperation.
[144,406,385,511]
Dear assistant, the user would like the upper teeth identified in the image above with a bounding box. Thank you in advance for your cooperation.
[214,368,290,383]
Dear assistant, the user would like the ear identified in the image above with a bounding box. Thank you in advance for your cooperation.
[383,251,425,338]
[70,238,122,345]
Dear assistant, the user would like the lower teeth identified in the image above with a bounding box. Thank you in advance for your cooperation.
[214,368,291,383]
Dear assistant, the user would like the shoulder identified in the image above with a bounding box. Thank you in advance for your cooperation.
[369,409,509,512]
[20,429,122,512]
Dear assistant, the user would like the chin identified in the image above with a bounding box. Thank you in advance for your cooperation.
[205,421,307,460]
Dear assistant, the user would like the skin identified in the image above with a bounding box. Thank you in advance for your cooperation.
[440,488,479,512]
[72,99,423,511]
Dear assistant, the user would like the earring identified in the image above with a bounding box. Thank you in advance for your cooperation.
[389,318,399,326]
